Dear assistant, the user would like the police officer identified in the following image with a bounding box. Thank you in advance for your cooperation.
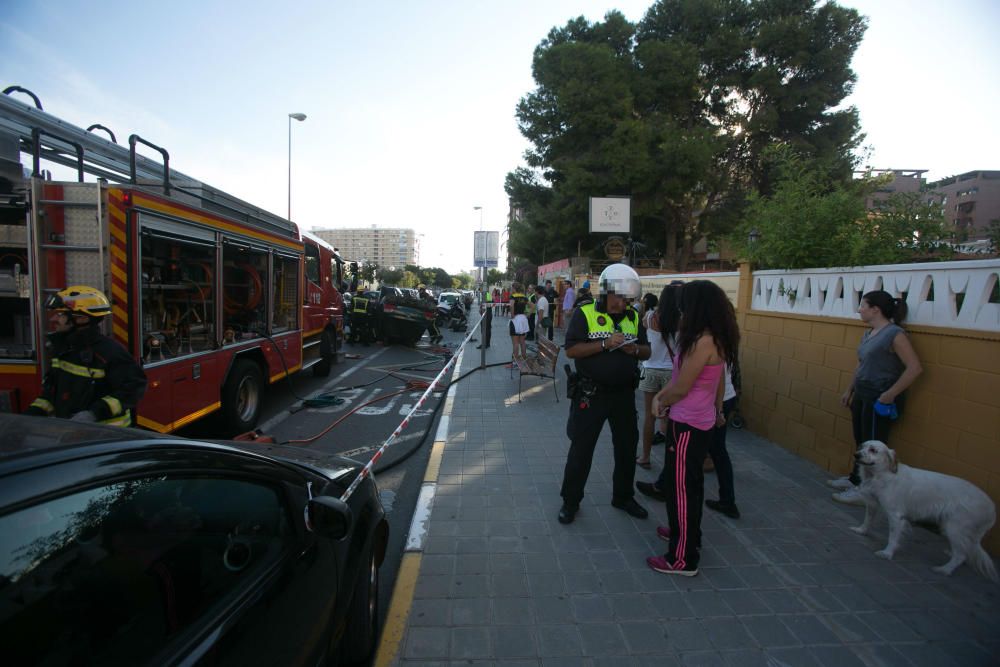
[25,285,146,426]
[558,264,650,523]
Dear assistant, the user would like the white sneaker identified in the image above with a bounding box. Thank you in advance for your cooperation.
[831,487,865,506]
[826,476,854,490]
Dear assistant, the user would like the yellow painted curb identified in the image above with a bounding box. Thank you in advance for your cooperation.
[374,552,422,667]
[424,440,444,482]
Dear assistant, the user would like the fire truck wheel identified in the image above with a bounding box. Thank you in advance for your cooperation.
[313,329,334,377]
[222,359,264,433]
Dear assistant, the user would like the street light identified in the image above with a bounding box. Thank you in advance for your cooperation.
[748,228,761,245]
[287,112,307,221]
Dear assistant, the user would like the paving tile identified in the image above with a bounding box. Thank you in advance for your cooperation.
[808,644,868,666]
[531,596,574,624]
[664,619,715,651]
[580,625,628,656]
[571,594,614,622]
[450,597,491,626]
[678,650,726,666]
[762,647,823,666]
[779,614,840,645]
[684,590,734,617]
[409,598,450,626]
[450,627,491,660]
[535,624,585,657]
[702,617,756,651]
[493,597,535,625]
[739,616,798,648]
[404,627,451,660]
[620,620,671,653]
[491,625,538,659]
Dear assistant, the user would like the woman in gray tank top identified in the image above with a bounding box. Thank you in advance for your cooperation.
[830,290,923,503]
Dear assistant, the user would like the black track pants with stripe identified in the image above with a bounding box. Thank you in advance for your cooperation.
[663,420,711,570]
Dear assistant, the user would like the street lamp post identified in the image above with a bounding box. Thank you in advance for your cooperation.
[287,112,307,221]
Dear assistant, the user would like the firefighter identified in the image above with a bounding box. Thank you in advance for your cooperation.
[24,286,147,426]
[558,264,651,524]
[349,290,373,345]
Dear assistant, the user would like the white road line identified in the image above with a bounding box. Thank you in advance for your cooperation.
[257,346,390,433]
[405,483,437,552]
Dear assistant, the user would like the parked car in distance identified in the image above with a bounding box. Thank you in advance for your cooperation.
[0,413,388,666]
[437,291,462,308]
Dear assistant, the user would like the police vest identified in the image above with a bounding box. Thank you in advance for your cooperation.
[353,297,369,314]
[579,302,638,341]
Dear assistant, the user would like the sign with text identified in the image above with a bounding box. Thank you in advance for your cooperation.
[589,196,631,233]
[473,230,499,268]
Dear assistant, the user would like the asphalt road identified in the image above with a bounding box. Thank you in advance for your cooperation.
[178,327,478,640]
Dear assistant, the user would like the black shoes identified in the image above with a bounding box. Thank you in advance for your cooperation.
[612,497,648,519]
[705,499,741,519]
[476,344,490,349]
[636,481,668,502]
[652,431,666,445]
[557,504,578,524]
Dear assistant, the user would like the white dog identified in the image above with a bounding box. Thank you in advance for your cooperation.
[850,440,997,582]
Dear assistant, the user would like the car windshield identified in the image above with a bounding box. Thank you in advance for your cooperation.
[439,293,459,305]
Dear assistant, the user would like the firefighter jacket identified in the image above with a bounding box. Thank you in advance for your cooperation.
[25,325,147,426]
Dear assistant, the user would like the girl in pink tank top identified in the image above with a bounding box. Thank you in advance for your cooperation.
[642,281,740,577]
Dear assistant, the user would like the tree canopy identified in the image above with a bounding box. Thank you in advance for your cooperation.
[506,0,867,270]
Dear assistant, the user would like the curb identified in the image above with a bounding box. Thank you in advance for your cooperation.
[373,344,465,667]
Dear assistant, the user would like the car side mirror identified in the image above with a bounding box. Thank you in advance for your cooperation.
[308,496,353,539]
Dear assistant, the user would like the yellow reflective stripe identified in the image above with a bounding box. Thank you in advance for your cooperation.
[99,410,131,427]
[51,359,106,379]
[101,395,123,416]
[30,397,55,414]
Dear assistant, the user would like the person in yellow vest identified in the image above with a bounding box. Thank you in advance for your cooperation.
[25,286,146,426]
[558,264,650,524]
[349,290,373,345]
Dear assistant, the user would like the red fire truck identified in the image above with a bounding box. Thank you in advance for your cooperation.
[0,92,345,433]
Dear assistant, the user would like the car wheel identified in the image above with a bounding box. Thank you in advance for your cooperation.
[339,545,379,665]
[313,329,334,377]
[221,359,263,433]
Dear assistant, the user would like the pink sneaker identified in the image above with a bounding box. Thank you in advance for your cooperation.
[646,555,698,577]
[656,526,670,542]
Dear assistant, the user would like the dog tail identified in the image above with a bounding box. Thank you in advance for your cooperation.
[967,544,999,583]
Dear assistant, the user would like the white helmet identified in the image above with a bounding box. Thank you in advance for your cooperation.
[599,263,641,299]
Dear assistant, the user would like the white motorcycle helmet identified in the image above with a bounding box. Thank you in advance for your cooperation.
[598,263,641,300]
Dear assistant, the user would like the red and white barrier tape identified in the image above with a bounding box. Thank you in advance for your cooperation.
[338,309,487,502]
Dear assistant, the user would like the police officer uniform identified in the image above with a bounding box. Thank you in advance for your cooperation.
[558,265,650,523]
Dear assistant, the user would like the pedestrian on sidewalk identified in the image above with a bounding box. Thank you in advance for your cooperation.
[526,284,537,341]
[704,361,741,519]
[830,290,922,504]
[636,284,680,469]
[558,263,650,524]
[511,299,529,360]
[533,285,551,341]
[561,279,576,327]
[642,280,739,576]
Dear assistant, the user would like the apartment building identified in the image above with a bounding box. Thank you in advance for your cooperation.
[926,170,1000,239]
[311,225,418,268]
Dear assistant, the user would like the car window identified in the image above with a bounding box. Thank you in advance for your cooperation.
[0,475,293,665]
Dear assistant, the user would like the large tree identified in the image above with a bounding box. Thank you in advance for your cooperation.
[507,0,866,270]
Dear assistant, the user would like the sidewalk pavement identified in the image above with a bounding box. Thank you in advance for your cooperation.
[381,318,999,666]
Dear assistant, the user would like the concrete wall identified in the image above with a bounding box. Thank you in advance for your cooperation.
[735,264,1000,553]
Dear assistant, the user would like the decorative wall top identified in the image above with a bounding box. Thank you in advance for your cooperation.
[751,260,1000,332]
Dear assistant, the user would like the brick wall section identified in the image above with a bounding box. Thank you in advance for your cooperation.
[735,265,1000,554]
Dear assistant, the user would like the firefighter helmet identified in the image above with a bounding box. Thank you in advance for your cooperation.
[45,285,112,318]
[598,264,641,299]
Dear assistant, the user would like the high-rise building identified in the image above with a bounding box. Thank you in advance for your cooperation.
[926,171,1000,239]
[311,225,418,268]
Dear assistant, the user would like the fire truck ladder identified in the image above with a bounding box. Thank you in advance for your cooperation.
[0,92,298,240]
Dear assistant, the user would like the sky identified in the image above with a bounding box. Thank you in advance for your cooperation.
[3,0,998,274]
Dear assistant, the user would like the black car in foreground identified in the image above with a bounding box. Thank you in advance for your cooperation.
[0,414,388,666]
